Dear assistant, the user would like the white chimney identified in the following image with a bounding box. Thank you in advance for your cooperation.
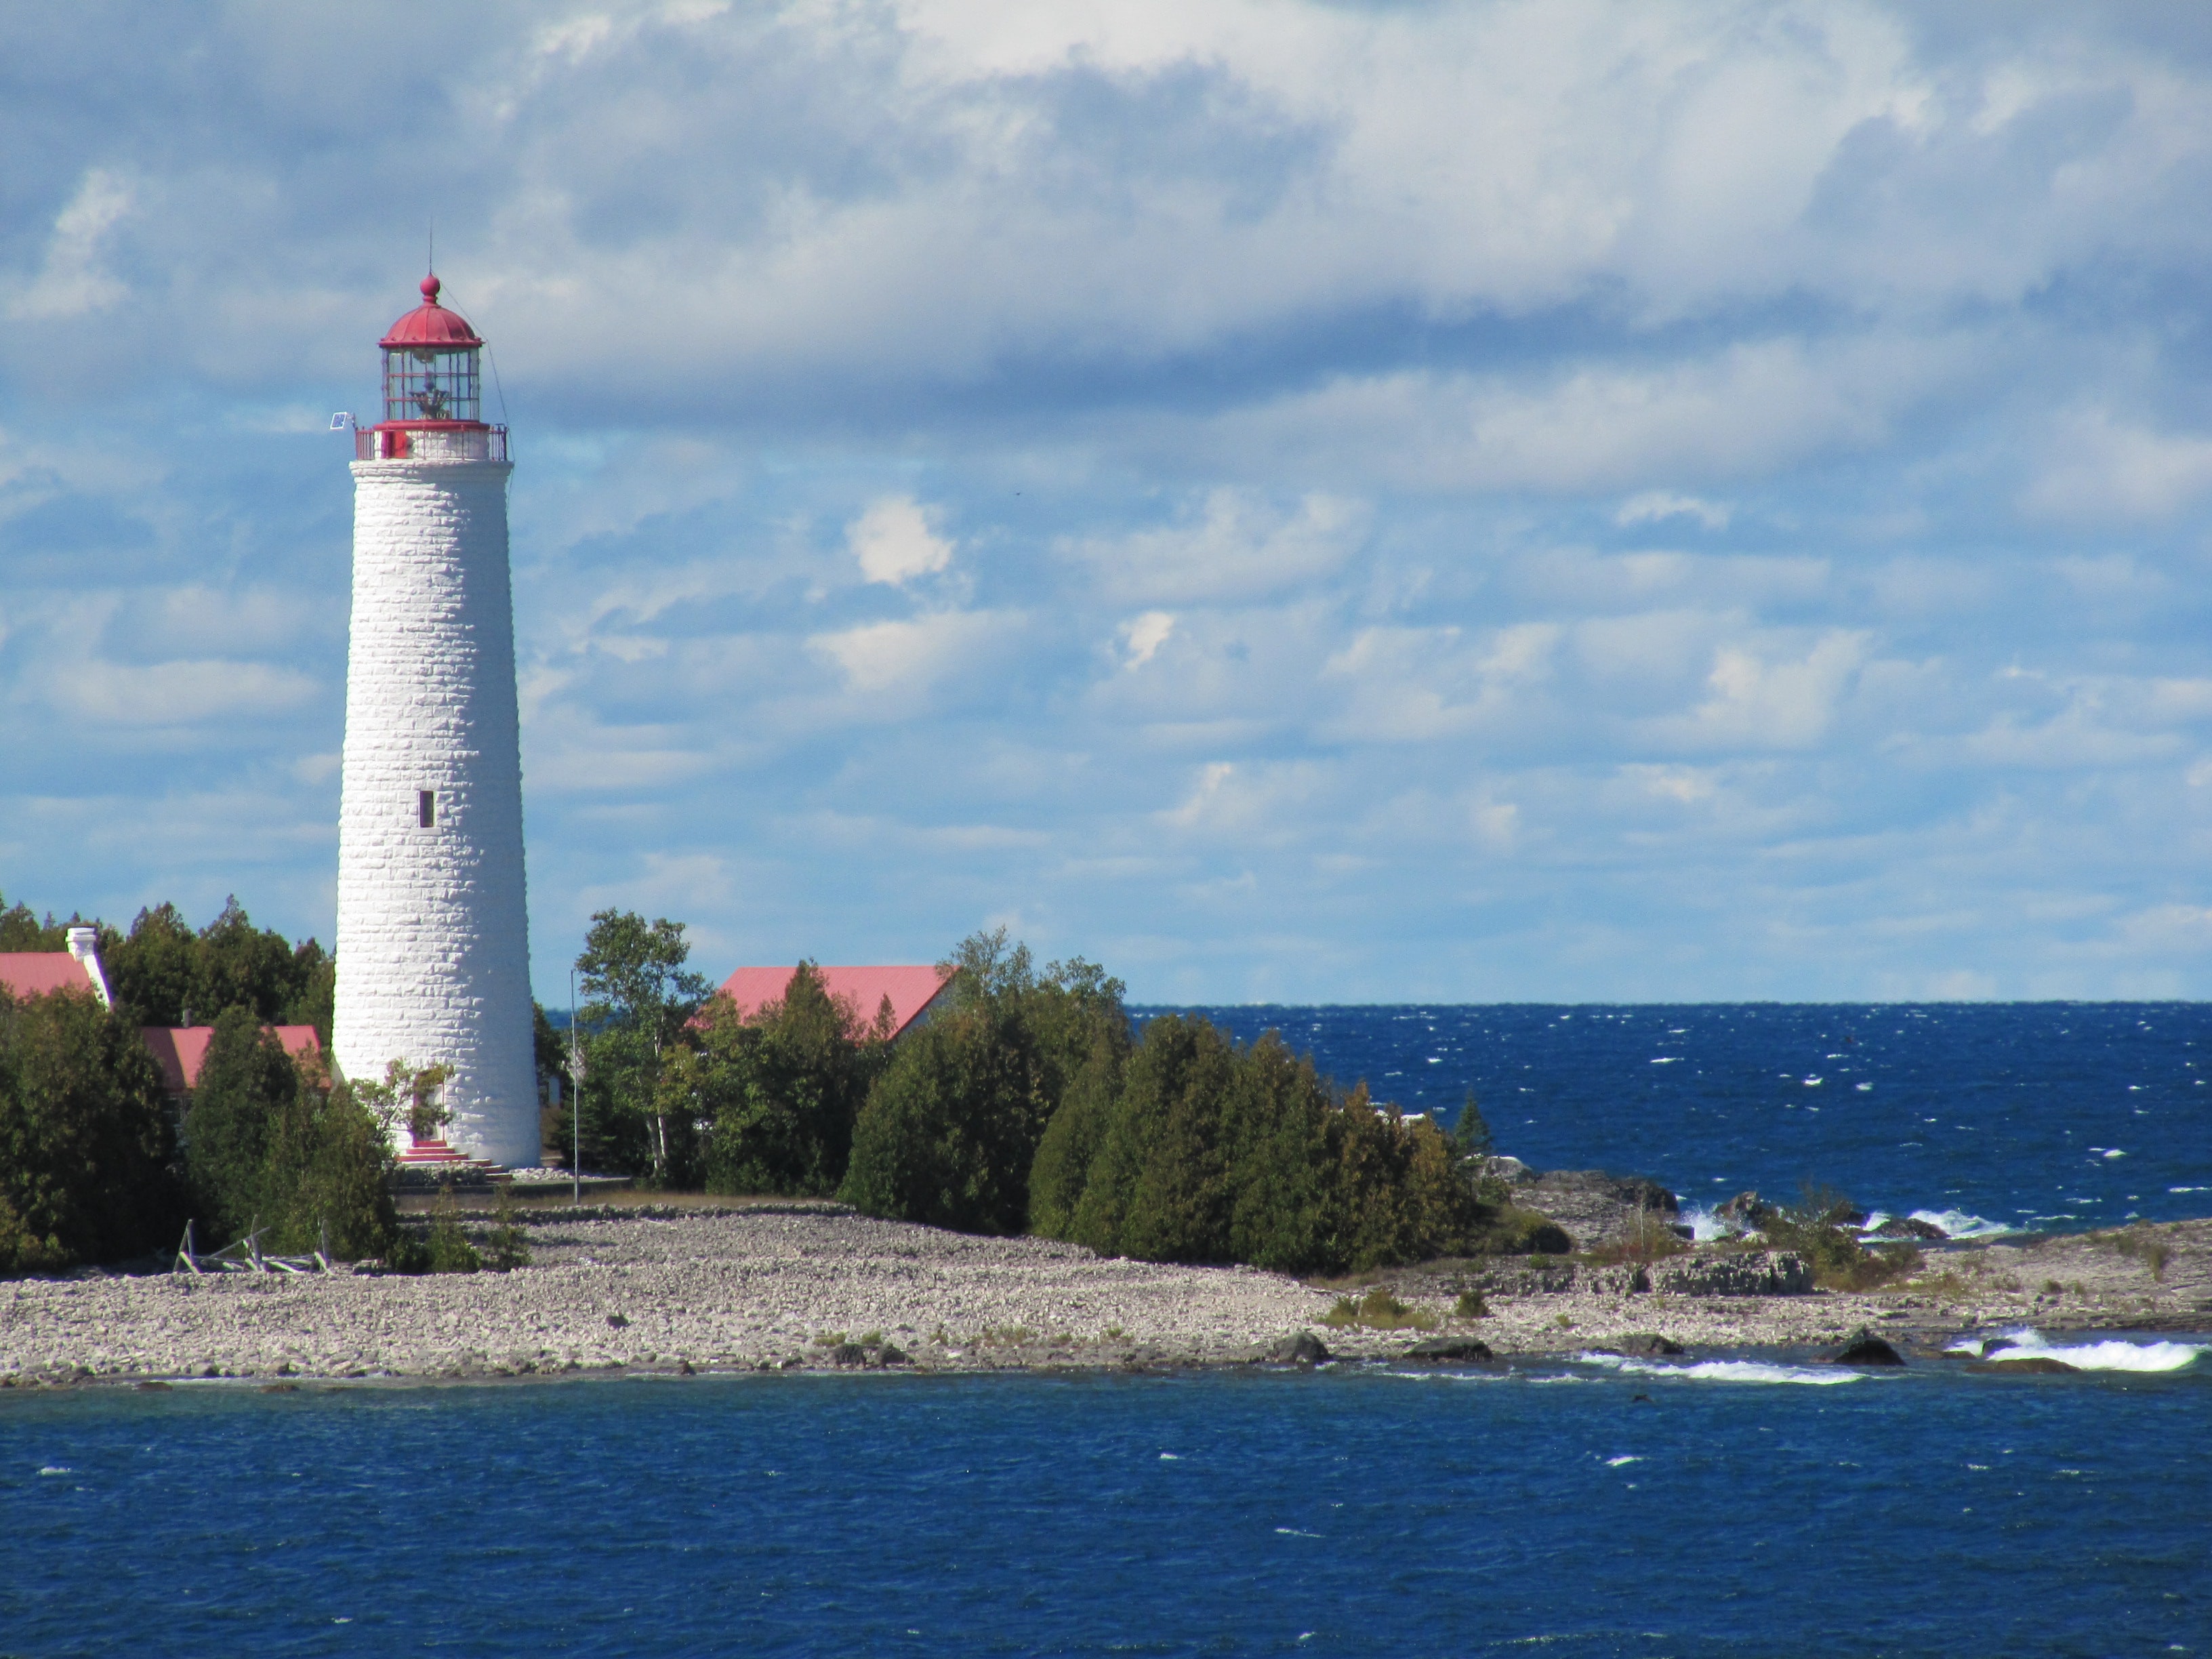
[66,926,112,1008]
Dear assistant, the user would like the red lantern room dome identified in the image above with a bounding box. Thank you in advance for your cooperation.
[356,271,506,462]
[380,272,484,350]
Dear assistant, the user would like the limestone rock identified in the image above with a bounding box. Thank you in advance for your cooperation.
[1830,1332,1905,1366]
[1401,1337,1494,1363]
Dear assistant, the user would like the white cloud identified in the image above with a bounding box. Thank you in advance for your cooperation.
[7,169,131,322]
[809,609,1013,696]
[52,659,319,725]
[2021,410,2212,522]
[1121,611,1175,668]
[1617,491,1732,531]
[848,496,954,586]
[1066,491,1366,605]
[1652,631,1870,752]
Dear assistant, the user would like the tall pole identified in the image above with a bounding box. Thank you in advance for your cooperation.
[569,966,581,1207]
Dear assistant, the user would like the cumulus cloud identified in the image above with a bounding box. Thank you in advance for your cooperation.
[848,496,955,586]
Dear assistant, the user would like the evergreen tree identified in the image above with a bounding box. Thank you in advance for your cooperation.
[0,984,181,1272]
[182,1008,298,1246]
[841,930,1128,1235]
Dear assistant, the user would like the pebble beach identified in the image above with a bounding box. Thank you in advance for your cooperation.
[3,1206,2207,1387]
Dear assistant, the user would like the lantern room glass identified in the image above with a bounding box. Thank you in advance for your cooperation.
[382,345,482,424]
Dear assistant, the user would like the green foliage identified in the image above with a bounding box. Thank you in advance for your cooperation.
[420,1186,483,1274]
[575,909,712,1185]
[2110,1225,2173,1281]
[183,1012,398,1260]
[485,1184,531,1271]
[690,965,893,1196]
[0,985,182,1273]
[0,893,74,951]
[1761,1184,1867,1279]
[1448,1090,1495,1156]
[841,930,1128,1234]
[1036,1014,1490,1275]
[267,1080,399,1261]
[102,898,330,1029]
[1589,1208,1691,1265]
[182,1009,297,1245]
[1319,1288,1437,1331]
[1454,1288,1490,1319]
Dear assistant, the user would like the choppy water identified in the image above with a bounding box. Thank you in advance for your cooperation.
[5,1361,2209,1657]
[1142,1003,2212,1233]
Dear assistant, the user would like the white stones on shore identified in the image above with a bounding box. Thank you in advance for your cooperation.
[2,1211,2203,1386]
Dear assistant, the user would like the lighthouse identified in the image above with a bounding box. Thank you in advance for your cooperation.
[334,274,537,1169]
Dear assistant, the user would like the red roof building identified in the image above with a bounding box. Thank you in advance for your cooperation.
[140,1025,324,1097]
[714,965,953,1040]
[0,951,102,1000]
[0,939,320,1095]
[0,928,112,1006]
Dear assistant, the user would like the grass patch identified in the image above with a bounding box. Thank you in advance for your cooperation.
[1319,1288,1439,1332]
[1454,1290,1490,1320]
[1588,1209,1691,1267]
[2110,1226,2173,1281]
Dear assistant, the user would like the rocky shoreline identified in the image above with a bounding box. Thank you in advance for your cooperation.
[3,1204,2207,1389]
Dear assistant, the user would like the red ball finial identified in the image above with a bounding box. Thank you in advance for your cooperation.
[420,272,441,304]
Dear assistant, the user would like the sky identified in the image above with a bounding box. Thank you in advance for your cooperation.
[5,0,2212,1004]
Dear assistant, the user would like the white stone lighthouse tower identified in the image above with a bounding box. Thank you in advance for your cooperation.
[334,274,537,1169]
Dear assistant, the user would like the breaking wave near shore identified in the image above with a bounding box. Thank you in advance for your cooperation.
[1948,1329,2208,1373]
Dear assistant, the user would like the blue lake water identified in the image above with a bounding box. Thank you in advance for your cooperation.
[7,1003,2210,1654]
[4,1361,2209,1657]
[1140,1003,2212,1233]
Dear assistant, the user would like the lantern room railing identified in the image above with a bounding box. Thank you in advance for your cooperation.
[356,424,509,463]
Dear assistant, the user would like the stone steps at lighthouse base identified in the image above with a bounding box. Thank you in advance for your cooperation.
[393,1139,509,1187]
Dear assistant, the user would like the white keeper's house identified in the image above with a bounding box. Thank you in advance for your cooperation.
[334,274,537,1170]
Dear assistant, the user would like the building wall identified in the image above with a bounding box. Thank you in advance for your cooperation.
[335,457,537,1168]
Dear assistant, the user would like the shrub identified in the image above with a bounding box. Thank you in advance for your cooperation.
[485,1184,531,1271]
[420,1186,482,1274]
[0,985,182,1272]
[1589,1208,1690,1266]
[187,1015,399,1261]
[1454,1289,1490,1319]
[2111,1226,2173,1282]
[1319,1288,1437,1332]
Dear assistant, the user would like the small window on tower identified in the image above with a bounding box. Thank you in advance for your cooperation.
[419,790,436,828]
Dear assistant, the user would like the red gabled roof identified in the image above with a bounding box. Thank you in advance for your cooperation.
[140,1025,322,1097]
[0,951,98,1000]
[715,966,952,1040]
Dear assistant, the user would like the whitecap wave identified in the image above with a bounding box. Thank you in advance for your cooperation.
[1678,1206,1732,1242]
[1575,1351,1861,1387]
[1962,1328,2206,1374]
